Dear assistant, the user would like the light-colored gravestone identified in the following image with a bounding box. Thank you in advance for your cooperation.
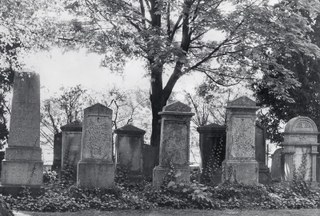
[77,103,114,188]
[281,116,319,184]
[115,124,145,179]
[222,96,259,184]
[60,121,82,172]
[153,101,194,187]
[0,72,43,195]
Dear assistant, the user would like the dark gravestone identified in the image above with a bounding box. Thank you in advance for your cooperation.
[271,148,284,182]
[60,121,82,177]
[115,124,145,180]
[142,144,157,180]
[0,151,4,176]
[52,132,62,172]
[197,123,226,184]
[255,124,271,184]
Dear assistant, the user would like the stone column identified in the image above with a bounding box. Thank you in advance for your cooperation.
[60,121,82,172]
[222,96,259,184]
[281,116,319,185]
[1,72,43,195]
[114,124,145,180]
[77,103,114,188]
[153,101,194,187]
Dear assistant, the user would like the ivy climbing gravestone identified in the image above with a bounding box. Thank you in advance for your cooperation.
[281,116,319,185]
[222,96,259,184]
[0,72,43,195]
[77,103,114,188]
[153,101,194,187]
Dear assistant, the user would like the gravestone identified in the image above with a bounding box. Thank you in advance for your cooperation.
[255,124,271,184]
[77,103,114,188]
[0,151,5,176]
[115,124,145,179]
[197,123,226,184]
[60,121,82,173]
[142,144,157,179]
[153,101,194,187]
[52,132,62,172]
[271,148,284,182]
[0,72,43,195]
[222,96,259,184]
[281,116,319,184]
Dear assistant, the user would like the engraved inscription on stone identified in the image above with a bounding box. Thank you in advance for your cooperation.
[161,121,188,166]
[83,116,112,160]
[231,117,255,158]
[293,120,313,132]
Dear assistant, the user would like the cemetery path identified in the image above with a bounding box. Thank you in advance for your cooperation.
[13,208,320,216]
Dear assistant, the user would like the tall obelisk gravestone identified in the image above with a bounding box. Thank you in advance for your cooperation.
[1,72,43,195]
[77,103,115,188]
[222,96,259,184]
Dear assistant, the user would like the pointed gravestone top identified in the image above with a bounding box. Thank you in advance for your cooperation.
[114,124,146,135]
[61,120,82,132]
[84,103,112,115]
[227,96,258,109]
[163,101,192,112]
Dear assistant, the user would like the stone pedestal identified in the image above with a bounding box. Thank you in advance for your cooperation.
[115,124,145,180]
[281,116,319,184]
[77,103,114,188]
[222,96,259,185]
[0,72,43,195]
[61,121,82,174]
[153,101,194,188]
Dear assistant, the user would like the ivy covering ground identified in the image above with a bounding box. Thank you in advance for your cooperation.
[1,168,320,213]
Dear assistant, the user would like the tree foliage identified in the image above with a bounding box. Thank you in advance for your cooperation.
[59,0,320,151]
[254,12,320,143]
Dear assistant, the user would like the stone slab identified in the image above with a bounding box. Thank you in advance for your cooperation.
[4,147,41,161]
[222,160,259,184]
[153,166,190,188]
[1,160,43,186]
[77,161,115,188]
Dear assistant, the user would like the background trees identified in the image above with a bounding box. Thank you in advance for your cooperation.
[59,0,320,157]
[254,12,320,143]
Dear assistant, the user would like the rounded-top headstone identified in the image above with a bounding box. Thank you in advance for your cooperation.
[284,116,318,134]
[60,120,82,132]
[84,103,112,115]
[114,124,146,135]
[227,96,258,109]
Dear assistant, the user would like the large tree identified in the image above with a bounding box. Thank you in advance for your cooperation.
[59,0,320,154]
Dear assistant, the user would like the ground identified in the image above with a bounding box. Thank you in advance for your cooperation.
[13,209,320,216]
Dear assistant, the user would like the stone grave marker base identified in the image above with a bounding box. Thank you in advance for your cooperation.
[0,185,44,197]
[222,160,259,184]
[153,166,190,188]
[77,161,115,188]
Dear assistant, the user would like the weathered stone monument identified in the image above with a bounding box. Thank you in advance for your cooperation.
[61,121,82,172]
[153,101,194,187]
[77,103,114,188]
[115,124,145,179]
[1,72,43,194]
[142,144,157,179]
[222,96,259,184]
[281,116,319,184]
